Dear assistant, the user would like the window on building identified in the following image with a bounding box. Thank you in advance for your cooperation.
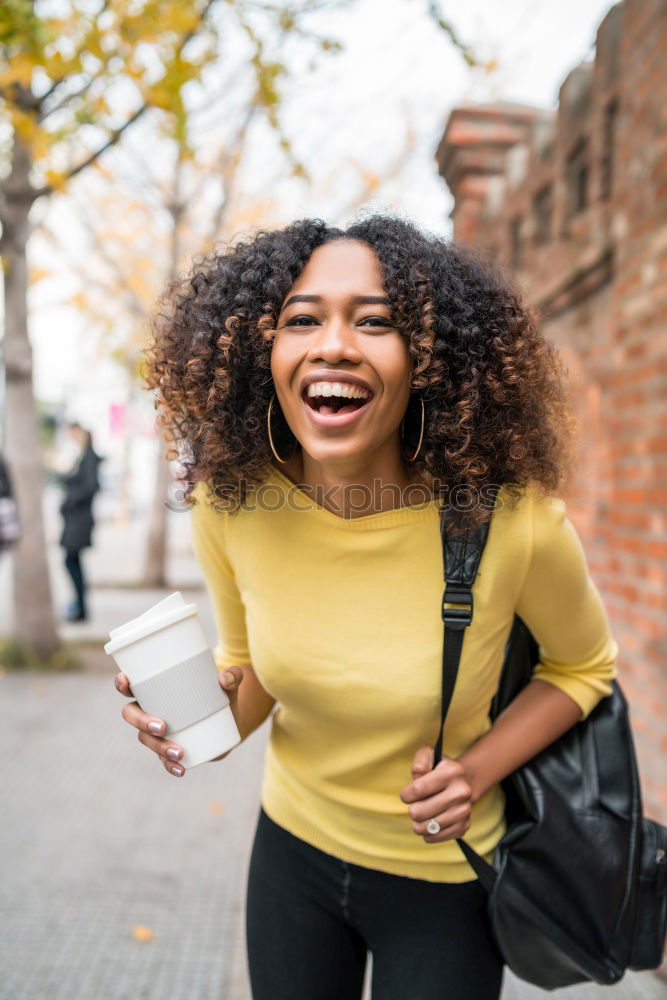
[566,138,590,217]
[600,98,618,201]
[533,184,553,246]
[510,216,523,269]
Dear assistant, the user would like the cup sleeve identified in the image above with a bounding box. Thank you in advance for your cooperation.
[515,490,619,722]
[189,484,252,671]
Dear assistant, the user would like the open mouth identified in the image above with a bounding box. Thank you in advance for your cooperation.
[302,383,374,418]
[301,383,373,430]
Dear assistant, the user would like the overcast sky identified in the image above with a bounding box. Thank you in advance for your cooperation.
[267,0,616,231]
[26,0,617,411]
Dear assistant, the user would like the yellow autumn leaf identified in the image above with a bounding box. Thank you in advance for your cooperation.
[132,925,155,942]
[161,6,201,35]
[29,268,53,285]
[45,170,68,193]
[362,172,380,193]
[147,83,172,111]
[1,53,35,87]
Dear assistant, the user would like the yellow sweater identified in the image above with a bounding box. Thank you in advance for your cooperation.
[189,465,618,883]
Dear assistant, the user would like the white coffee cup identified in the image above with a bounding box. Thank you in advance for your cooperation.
[104,592,241,769]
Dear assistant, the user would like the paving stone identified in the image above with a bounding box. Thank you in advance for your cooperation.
[0,672,266,1000]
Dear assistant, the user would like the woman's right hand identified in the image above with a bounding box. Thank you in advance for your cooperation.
[210,666,245,761]
[114,666,244,776]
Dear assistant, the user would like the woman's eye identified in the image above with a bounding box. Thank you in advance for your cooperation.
[362,317,393,327]
[286,315,393,328]
[288,316,316,326]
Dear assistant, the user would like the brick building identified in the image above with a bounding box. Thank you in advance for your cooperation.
[435,0,667,820]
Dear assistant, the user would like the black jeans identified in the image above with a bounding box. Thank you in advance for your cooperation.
[64,549,86,615]
[246,807,505,1000]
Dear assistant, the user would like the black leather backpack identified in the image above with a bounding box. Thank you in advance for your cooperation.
[433,486,667,989]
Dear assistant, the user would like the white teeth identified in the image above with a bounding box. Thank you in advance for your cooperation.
[306,381,371,400]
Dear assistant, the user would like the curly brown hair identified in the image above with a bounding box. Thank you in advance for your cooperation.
[143,213,577,530]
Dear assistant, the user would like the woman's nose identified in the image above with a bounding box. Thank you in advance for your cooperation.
[307,319,362,362]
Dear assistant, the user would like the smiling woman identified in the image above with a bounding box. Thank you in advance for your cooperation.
[128,214,619,1000]
[266,238,423,509]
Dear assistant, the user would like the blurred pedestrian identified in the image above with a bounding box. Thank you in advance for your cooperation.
[57,422,102,622]
[0,452,20,554]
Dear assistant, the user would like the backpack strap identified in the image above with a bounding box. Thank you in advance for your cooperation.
[434,484,501,891]
[433,485,500,763]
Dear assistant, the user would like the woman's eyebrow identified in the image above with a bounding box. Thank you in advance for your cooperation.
[281,294,391,309]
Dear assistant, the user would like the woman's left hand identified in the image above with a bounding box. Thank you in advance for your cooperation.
[399,745,473,843]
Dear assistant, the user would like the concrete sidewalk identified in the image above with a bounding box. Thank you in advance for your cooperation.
[0,668,267,1000]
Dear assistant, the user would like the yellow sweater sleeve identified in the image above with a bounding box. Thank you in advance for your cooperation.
[515,490,619,721]
[189,486,252,670]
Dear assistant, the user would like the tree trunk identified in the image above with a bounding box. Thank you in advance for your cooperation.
[114,376,138,525]
[141,156,185,589]
[142,440,172,588]
[2,137,60,658]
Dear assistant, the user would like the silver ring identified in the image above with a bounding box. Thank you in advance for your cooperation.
[426,819,441,835]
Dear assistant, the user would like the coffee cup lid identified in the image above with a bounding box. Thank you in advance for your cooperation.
[104,591,198,656]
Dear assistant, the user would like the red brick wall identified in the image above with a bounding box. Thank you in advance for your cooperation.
[436,0,667,822]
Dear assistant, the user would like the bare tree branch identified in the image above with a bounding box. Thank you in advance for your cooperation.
[37,71,106,123]
[102,141,170,214]
[195,102,260,246]
[39,217,149,322]
[28,0,112,111]
[31,104,149,200]
[427,1,485,68]
[337,126,417,219]
[72,200,152,319]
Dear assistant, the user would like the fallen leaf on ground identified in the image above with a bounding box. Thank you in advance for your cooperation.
[132,925,155,942]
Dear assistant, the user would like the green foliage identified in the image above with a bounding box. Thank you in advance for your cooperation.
[0,0,51,52]
[0,636,82,672]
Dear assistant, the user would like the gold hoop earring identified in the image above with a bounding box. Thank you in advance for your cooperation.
[401,395,425,462]
[267,393,290,464]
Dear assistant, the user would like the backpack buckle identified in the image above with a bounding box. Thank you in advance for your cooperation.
[442,586,473,629]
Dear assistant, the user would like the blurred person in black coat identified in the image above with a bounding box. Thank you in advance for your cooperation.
[57,422,103,622]
[0,452,20,554]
